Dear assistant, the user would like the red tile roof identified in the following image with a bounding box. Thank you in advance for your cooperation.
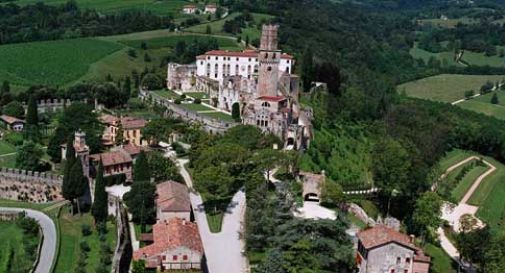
[121,117,147,130]
[91,150,132,167]
[133,218,203,260]
[197,50,294,60]
[183,4,196,8]
[357,225,416,250]
[0,115,24,125]
[257,95,286,102]
[122,143,150,157]
[156,181,191,213]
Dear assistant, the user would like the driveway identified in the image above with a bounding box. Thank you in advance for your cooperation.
[177,159,247,273]
[0,207,57,273]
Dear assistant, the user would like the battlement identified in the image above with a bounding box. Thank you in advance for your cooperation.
[260,24,279,51]
[0,168,63,185]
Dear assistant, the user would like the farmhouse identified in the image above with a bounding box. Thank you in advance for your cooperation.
[166,24,313,149]
[133,218,204,270]
[0,115,24,131]
[156,181,192,222]
[204,4,217,14]
[182,4,197,14]
[356,225,431,273]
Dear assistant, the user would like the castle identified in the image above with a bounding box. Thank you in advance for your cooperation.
[166,25,312,149]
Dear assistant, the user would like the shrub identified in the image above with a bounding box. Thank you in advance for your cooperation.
[194,98,202,104]
[80,240,91,252]
[81,224,92,236]
[174,99,182,104]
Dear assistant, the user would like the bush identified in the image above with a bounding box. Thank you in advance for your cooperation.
[194,98,202,104]
[141,73,163,90]
[80,240,91,252]
[4,131,23,146]
[180,94,186,99]
[81,224,92,236]
[174,98,182,104]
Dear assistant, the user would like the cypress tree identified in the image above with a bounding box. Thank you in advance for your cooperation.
[69,159,88,214]
[133,151,151,182]
[301,47,315,92]
[62,138,76,201]
[115,122,124,146]
[25,96,40,141]
[92,162,108,223]
[491,93,499,104]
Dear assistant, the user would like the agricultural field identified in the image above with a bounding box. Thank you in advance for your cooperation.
[54,210,116,273]
[0,38,123,92]
[0,221,39,273]
[397,74,505,103]
[0,33,240,92]
[458,90,505,120]
[410,43,505,68]
[0,0,205,16]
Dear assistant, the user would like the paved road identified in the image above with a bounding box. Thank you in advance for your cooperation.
[177,159,247,273]
[0,207,57,273]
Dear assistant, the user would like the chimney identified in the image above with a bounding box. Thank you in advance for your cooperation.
[409,234,415,244]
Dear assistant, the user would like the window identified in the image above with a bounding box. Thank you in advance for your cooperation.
[248,58,251,61]
[396,257,401,265]
[236,57,239,61]
[406,257,410,264]
[267,66,272,71]
[273,53,276,58]
[200,61,203,65]
[183,255,188,261]
[162,255,166,260]
[404,270,408,273]
[172,255,178,261]
[390,270,395,273]
[215,56,218,60]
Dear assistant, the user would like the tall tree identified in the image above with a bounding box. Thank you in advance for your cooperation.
[91,162,108,224]
[67,158,88,213]
[301,47,315,92]
[15,141,44,171]
[24,95,40,141]
[62,138,76,201]
[115,122,124,146]
[411,192,442,242]
[124,181,156,231]
[133,151,151,182]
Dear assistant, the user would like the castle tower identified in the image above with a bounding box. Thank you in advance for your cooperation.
[257,24,281,97]
[74,130,90,179]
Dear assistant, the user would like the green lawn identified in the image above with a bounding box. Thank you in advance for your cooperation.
[1,0,193,16]
[451,165,488,202]
[180,103,215,112]
[423,243,458,273]
[0,140,16,155]
[0,199,56,210]
[0,221,39,273]
[398,74,505,103]
[0,38,123,91]
[458,98,505,120]
[200,111,235,122]
[185,92,210,99]
[54,210,116,273]
[438,149,476,171]
[409,45,461,68]
[0,154,17,168]
[153,89,179,100]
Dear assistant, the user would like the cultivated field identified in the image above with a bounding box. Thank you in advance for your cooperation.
[457,91,505,120]
[410,44,505,68]
[1,0,201,16]
[398,74,505,103]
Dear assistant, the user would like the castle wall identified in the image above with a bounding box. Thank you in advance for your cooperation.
[0,168,63,203]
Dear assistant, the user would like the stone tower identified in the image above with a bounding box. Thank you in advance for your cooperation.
[74,130,90,179]
[258,24,281,97]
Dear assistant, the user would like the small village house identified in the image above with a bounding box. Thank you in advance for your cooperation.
[356,225,431,273]
[0,115,25,131]
[90,150,133,182]
[133,218,204,270]
[182,4,197,14]
[156,181,192,222]
[100,114,147,147]
[204,4,217,14]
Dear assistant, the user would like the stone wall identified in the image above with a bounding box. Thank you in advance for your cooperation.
[141,89,237,134]
[0,168,63,203]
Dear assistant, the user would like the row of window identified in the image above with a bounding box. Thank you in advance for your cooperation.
[163,255,189,261]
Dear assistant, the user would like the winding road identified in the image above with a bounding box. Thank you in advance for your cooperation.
[0,207,57,273]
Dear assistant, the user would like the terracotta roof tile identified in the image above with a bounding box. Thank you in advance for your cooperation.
[197,50,294,60]
[0,115,24,124]
[121,117,146,130]
[156,181,191,213]
[133,218,203,261]
[91,150,132,167]
[357,225,417,250]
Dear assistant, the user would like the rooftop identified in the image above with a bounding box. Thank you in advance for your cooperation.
[133,218,203,260]
[90,150,132,166]
[0,115,24,125]
[197,50,293,60]
[257,95,287,102]
[156,181,191,213]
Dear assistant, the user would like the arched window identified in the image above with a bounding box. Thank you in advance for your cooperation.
[262,102,270,107]
[267,66,272,72]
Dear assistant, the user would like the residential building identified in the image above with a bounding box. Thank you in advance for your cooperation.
[100,114,147,147]
[90,149,133,181]
[133,218,204,270]
[204,4,217,14]
[156,181,192,222]
[356,225,431,273]
[0,115,24,131]
[182,4,197,14]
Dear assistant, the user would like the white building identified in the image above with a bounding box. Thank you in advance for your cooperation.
[195,50,294,82]
[204,4,217,14]
[182,5,197,14]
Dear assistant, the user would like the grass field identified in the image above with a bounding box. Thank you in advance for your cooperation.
[200,111,235,122]
[438,149,477,171]
[451,165,488,202]
[185,92,210,99]
[152,89,179,99]
[424,243,458,273]
[398,74,505,103]
[0,221,38,273]
[180,102,214,112]
[54,210,116,273]
[0,140,16,155]
[410,45,461,67]
[458,98,505,120]
[1,0,198,16]
[0,38,122,90]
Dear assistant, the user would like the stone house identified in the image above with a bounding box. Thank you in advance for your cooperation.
[133,218,204,270]
[356,225,431,273]
[100,114,147,147]
[156,181,192,222]
[0,115,24,131]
